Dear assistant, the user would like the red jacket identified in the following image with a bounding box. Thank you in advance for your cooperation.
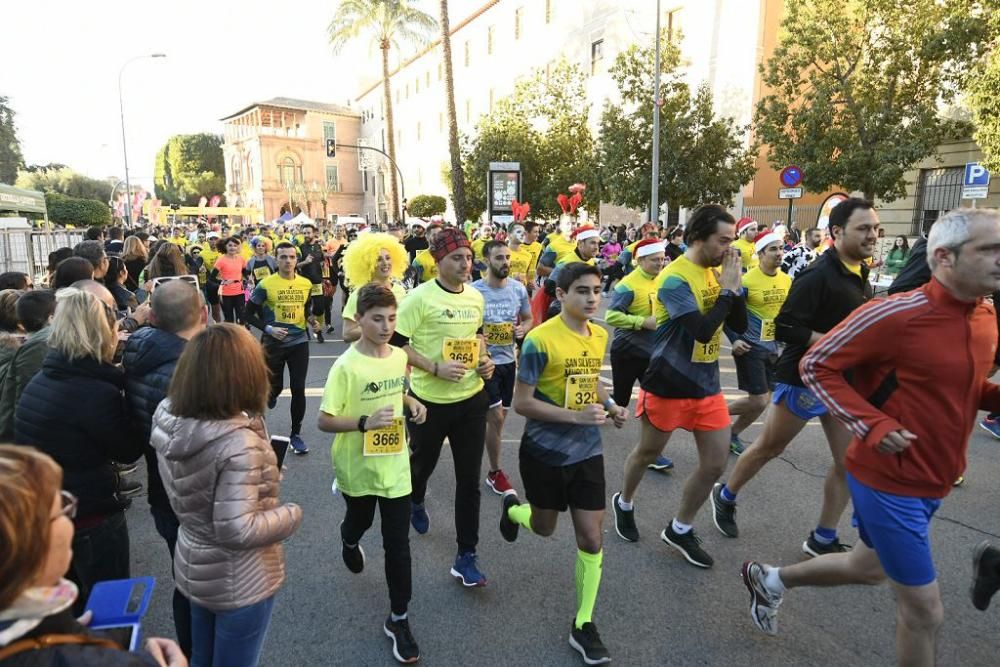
[800,278,1000,498]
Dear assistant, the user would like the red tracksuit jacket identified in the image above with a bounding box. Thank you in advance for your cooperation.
[800,278,1000,498]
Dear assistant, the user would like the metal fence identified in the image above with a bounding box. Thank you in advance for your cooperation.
[741,204,822,231]
[0,230,86,281]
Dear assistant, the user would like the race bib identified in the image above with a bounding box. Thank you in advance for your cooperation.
[363,417,406,456]
[442,337,479,369]
[760,318,776,342]
[692,329,722,363]
[310,283,323,297]
[253,266,272,280]
[483,322,514,347]
[278,304,303,324]
[565,374,600,411]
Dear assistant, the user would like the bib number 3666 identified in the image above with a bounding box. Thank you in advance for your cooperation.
[363,417,406,456]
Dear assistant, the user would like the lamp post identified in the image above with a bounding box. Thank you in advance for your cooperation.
[118,53,166,228]
[650,0,661,227]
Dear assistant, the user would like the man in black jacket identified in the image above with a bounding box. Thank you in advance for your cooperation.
[122,279,206,657]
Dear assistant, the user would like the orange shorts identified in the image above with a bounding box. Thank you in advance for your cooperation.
[636,389,730,433]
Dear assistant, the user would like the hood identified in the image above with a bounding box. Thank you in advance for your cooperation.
[123,326,186,376]
[151,398,264,461]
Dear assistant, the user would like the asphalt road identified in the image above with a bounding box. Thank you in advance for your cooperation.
[126,301,1000,666]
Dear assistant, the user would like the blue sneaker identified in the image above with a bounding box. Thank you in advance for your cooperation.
[647,455,674,471]
[410,502,429,534]
[289,434,309,455]
[730,433,746,456]
[980,417,1000,440]
[450,551,487,587]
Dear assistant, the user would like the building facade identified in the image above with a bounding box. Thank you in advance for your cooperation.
[220,97,365,222]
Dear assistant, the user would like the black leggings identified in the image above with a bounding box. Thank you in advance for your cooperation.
[408,390,488,553]
[263,338,309,435]
[221,294,245,324]
[341,493,411,615]
[610,349,649,407]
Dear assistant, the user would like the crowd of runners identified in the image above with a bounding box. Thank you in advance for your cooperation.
[0,199,999,667]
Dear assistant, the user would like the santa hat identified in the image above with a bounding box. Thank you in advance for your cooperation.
[753,230,782,254]
[736,217,757,235]
[635,238,666,258]
[572,225,600,242]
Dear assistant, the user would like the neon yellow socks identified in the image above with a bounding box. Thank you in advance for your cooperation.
[507,503,533,531]
[574,549,603,629]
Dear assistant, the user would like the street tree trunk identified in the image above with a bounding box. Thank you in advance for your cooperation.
[439,0,466,224]
[381,41,400,223]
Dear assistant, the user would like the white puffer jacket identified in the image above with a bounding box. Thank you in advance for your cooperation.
[150,399,302,611]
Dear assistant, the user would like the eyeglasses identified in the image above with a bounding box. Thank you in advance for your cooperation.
[52,490,77,521]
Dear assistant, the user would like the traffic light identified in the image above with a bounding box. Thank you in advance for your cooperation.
[326,139,336,158]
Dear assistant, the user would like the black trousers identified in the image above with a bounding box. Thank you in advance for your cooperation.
[610,349,649,408]
[408,389,488,553]
[151,505,193,657]
[263,338,309,435]
[221,294,245,324]
[69,511,129,616]
[341,493,412,615]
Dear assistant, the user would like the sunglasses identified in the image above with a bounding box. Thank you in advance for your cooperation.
[52,490,77,521]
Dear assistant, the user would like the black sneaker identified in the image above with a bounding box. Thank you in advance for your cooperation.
[267,395,277,410]
[325,324,335,334]
[711,483,738,538]
[118,477,143,498]
[114,461,138,475]
[568,621,611,665]
[316,329,325,344]
[383,616,420,664]
[342,540,365,574]
[661,523,713,568]
[499,491,521,543]
[972,540,1000,611]
[802,531,852,558]
[612,492,638,542]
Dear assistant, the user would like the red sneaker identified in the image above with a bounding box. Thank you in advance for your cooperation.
[486,469,513,495]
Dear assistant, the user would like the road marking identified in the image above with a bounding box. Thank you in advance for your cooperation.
[310,355,340,359]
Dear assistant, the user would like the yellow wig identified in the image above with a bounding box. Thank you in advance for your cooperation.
[343,232,409,289]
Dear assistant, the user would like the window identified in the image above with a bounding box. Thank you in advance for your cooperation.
[363,170,369,193]
[515,7,523,39]
[279,161,302,186]
[438,63,443,80]
[487,26,495,55]
[666,8,682,43]
[912,167,964,235]
[464,40,471,67]
[397,129,402,145]
[395,89,400,104]
[326,165,339,192]
[405,83,410,99]
[465,99,471,123]
[322,121,336,144]
[591,39,604,75]
[425,71,431,87]
[439,112,444,132]
[415,77,420,94]
[417,122,422,141]
[489,88,494,113]
[545,0,552,23]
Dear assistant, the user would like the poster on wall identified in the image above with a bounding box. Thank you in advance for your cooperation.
[488,161,521,226]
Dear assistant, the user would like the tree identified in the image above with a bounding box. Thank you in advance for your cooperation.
[329,0,436,222]
[967,14,1000,170]
[154,133,226,205]
[45,192,111,227]
[0,97,24,185]
[438,0,466,222]
[407,194,447,217]
[755,0,994,201]
[598,41,756,223]
[15,167,112,203]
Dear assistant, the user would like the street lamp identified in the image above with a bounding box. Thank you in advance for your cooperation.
[119,53,166,228]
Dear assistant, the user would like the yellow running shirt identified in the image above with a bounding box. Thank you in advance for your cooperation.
[343,282,407,322]
[739,267,791,353]
[507,244,534,285]
[546,235,577,264]
[732,238,758,272]
[411,249,438,284]
[250,273,313,345]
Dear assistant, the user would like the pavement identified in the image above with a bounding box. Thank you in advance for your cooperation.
[125,300,1000,666]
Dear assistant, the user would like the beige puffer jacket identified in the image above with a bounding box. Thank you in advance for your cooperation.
[150,399,302,611]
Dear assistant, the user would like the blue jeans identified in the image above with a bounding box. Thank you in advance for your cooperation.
[190,595,275,667]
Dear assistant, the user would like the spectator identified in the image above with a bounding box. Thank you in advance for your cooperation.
[123,281,207,657]
[73,241,109,280]
[0,272,31,291]
[0,289,25,440]
[15,283,145,614]
[151,324,302,667]
[45,248,74,287]
[0,446,187,667]
[85,226,105,242]
[121,236,149,292]
[105,226,125,255]
[4,290,56,428]
[883,235,910,275]
[52,257,95,290]
[146,243,187,282]
[104,257,138,315]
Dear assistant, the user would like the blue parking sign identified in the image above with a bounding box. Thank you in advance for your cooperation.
[964,163,990,187]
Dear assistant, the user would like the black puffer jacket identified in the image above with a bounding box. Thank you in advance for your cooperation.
[15,350,143,520]
[122,326,187,514]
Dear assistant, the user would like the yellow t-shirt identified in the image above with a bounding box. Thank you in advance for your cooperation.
[395,279,485,404]
[199,245,220,271]
[842,259,862,277]
[471,238,490,265]
[343,282,407,322]
[546,235,577,265]
[321,345,411,498]
[507,244,534,285]
[524,241,543,277]
[240,243,253,261]
[741,267,791,350]
[411,249,438,284]
[169,236,188,248]
[732,238,759,272]
[251,273,313,332]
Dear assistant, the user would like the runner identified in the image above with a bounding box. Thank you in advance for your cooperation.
[616,223,659,277]
[725,230,791,455]
[390,227,495,587]
[470,223,494,281]
[605,238,674,472]
[246,236,278,287]
[245,242,316,455]
[780,226,822,279]
[211,236,248,324]
[711,198,877,551]
[318,283,428,665]
[534,225,600,324]
[522,222,544,289]
[732,218,759,272]
[499,262,627,665]
[296,222,327,343]
[505,223,535,291]
[611,204,747,569]
[538,215,577,278]
[342,232,408,343]
[410,223,442,285]
[472,240,533,495]
[741,208,1000,667]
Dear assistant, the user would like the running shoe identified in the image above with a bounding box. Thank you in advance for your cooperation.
[802,531,851,558]
[267,395,277,410]
[954,475,965,487]
[118,477,143,498]
[499,491,521,543]
[730,433,746,456]
[383,616,420,664]
[325,324,335,334]
[741,561,782,636]
[661,524,713,568]
[569,621,611,665]
[612,492,639,542]
[316,329,325,344]
[410,502,429,534]
[711,483,738,538]
[972,540,1000,611]
[289,434,309,455]
[979,416,1000,439]
[342,540,365,574]
[450,551,487,587]
[647,455,674,471]
[114,462,139,475]
[486,469,513,495]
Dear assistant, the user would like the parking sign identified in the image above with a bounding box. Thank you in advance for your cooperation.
[962,162,990,200]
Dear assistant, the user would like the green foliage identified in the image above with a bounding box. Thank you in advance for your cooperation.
[0,97,24,185]
[154,133,226,205]
[598,40,756,221]
[15,167,112,203]
[967,14,1000,171]
[327,0,436,55]
[755,0,994,201]
[462,60,598,221]
[407,194,447,217]
[45,192,111,227]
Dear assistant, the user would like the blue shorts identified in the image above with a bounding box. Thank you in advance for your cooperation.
[847,472,942,586]
[772,382,828,421]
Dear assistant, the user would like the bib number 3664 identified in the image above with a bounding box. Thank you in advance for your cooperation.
[442,338,479,369]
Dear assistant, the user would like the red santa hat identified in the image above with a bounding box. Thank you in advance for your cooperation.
[573,225,600,242]
[736,217,758,235]
[635,238,666,258]
[753,230,782,254]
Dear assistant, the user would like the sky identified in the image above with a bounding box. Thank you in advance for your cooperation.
[1,0,483,190]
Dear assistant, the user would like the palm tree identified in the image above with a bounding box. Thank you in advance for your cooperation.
[438,0,466,224]
[329,0,436,223]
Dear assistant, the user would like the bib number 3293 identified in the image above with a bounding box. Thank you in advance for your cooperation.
[692,329,722,363]
[363,417,406,456]
[565,374,599,411]
[442,337,479,369]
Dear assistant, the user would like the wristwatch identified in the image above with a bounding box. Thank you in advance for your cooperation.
[358,415,369,433]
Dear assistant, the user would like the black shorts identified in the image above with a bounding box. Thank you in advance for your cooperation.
[519,447,606,512]
[485,362,516,409]
[734,350,778,396]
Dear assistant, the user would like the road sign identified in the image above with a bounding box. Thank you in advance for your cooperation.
[780,165,803,188]
[963,162,990,199]
[779,187,803,199]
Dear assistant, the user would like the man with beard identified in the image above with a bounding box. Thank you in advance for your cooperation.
[296,222,327,342]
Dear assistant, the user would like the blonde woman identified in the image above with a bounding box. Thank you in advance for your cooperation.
[341,232,408,343]
[14,284,145,614]
[121,236,148,292]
